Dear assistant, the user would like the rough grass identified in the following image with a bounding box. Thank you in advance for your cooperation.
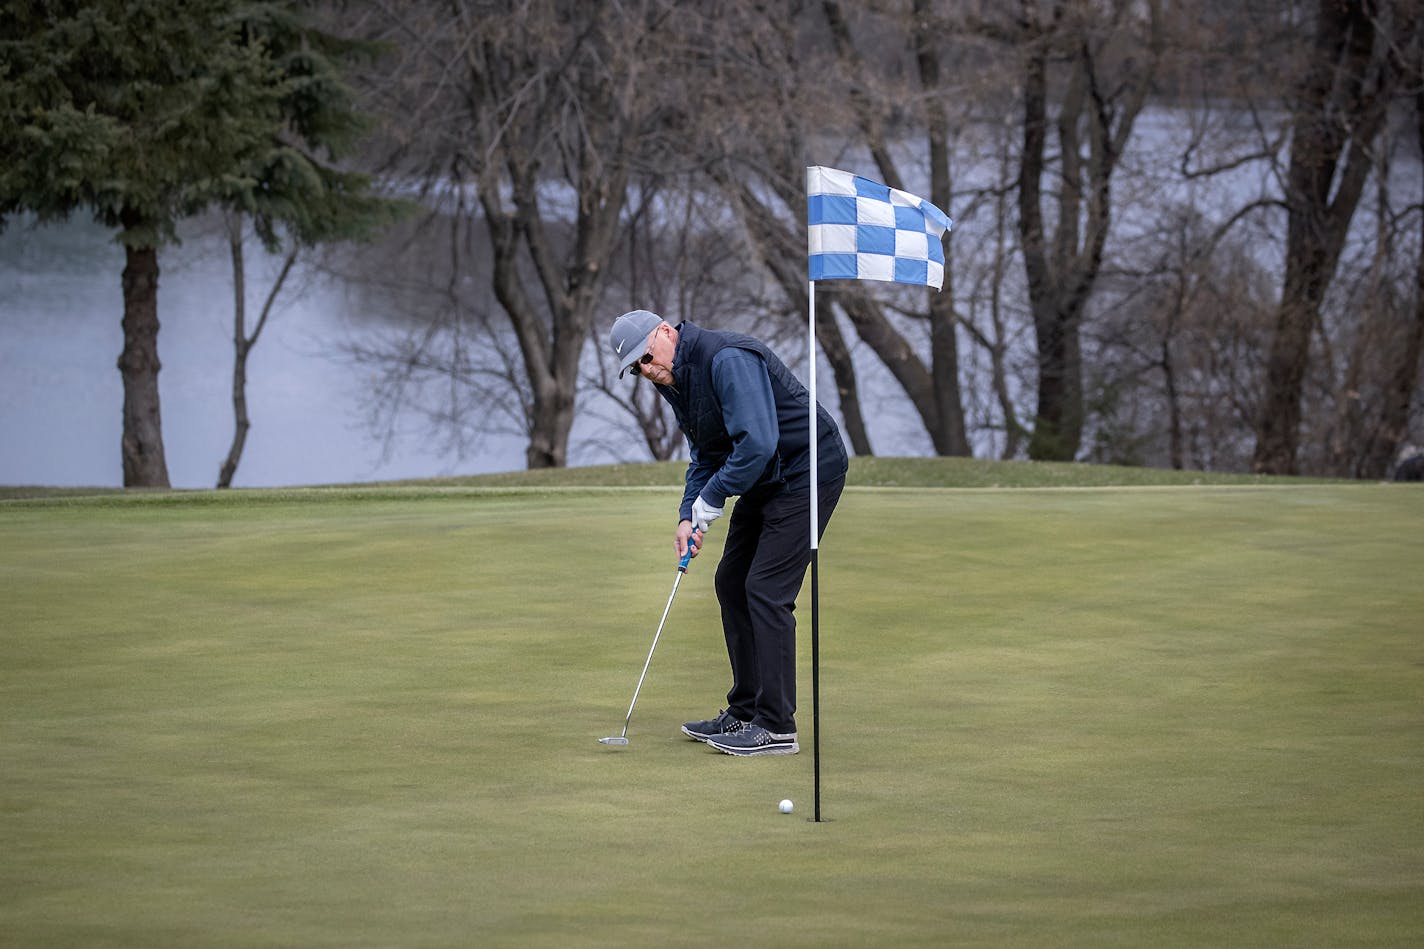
[0,454,1342,503]
[1,466,1420,946]
[341,455,1342,490]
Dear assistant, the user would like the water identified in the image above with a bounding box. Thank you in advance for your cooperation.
[1,215,529,488]
[1,215,941,490]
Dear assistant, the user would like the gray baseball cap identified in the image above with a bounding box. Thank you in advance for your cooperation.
[609,309,665,378]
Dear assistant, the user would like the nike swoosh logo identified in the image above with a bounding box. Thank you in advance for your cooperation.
[616,340,625,355]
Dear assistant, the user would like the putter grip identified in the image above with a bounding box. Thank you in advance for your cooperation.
[679,534,698,572]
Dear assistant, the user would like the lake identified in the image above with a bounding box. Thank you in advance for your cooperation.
[2,213,945,489]
[0,215,533,488]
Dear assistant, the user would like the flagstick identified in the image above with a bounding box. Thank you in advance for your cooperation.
[804,165,949,826]
[808,278,823,823]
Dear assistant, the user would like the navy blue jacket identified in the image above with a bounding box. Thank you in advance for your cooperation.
[654,322,848,521]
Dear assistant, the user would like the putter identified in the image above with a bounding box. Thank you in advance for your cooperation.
[599,532,699,747]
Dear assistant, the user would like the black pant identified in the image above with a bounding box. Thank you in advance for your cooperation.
[714,474,845,735]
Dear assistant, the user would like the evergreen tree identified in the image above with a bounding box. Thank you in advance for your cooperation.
[1,0,394,486]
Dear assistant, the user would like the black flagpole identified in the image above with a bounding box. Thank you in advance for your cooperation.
[812,545,821,821]
[808,270,824,823]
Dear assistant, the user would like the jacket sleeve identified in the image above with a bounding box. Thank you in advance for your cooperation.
[679,442,716,522]
[695,347,778,509]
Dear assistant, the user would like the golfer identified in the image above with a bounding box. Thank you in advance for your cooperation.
[608,309,848,756]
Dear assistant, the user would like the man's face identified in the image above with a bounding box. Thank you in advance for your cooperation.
[633,323,675,386]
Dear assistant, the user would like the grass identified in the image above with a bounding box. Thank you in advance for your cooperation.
[0,453,1343,502]
[315,454,1344,490]
[1,460,1420,946]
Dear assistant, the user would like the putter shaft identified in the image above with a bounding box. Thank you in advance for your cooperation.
[614,569,683,738]
[600,537,698,746]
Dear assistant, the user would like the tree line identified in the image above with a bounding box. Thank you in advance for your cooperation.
[4,0,1422,486]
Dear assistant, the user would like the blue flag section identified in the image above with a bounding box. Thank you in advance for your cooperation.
[806,166,953,290]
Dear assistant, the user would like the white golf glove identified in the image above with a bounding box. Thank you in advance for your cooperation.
[690,496,723,533]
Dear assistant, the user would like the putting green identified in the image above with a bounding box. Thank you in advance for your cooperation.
[2,482,1421,945]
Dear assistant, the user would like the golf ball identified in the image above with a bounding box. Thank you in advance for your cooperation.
[779,799,794,814]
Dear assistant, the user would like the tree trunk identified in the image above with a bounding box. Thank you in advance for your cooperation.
[1015,1,1156,463]
[987,158,1025,459]
[817,312,873,456]
[822,0,968,457]
[1019,26,1084,462]
[835,290,943,441]
[117,214,170,488]
[525,382,574,469]
[1163,338,1184,470]
[219,216,250,489]
[915,0,968,457]
[1253,0,1392,474]
[1254,276,1324,476]
[1026,304,1084,461]
[478,162,597,472]
[1365,86,1424,477]
[927,288,968,456]
[218,219,298,488]
[1018,16,1084,462]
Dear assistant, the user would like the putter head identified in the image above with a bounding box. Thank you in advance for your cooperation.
[598,736,629,746]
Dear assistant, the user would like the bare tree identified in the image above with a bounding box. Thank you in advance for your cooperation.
[1319,143,1424,476]
[330,0,1421,480]
[814,0,972,457]
[690,0,985,458]
[1320,14,1424,478]
[1382,78,1424,473]
[589,177,780,462]
[333,209,538,467]
[1253,0,1414,473]
[218,213,300,488]
[1154,0,1423,477]
[1010,0,1162,461]
[655,1,881,456]
[1087,205,1277,471]
[357,0,687,469]
[958,150,1031,460]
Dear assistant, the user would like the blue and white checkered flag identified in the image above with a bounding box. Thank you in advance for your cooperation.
[806,166,953,290]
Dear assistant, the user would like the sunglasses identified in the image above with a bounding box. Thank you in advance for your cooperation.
[631,336,656,375]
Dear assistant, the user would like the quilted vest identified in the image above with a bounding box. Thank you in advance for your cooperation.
[660,322,846,490]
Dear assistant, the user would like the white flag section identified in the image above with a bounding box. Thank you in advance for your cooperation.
[806,165,953,290]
